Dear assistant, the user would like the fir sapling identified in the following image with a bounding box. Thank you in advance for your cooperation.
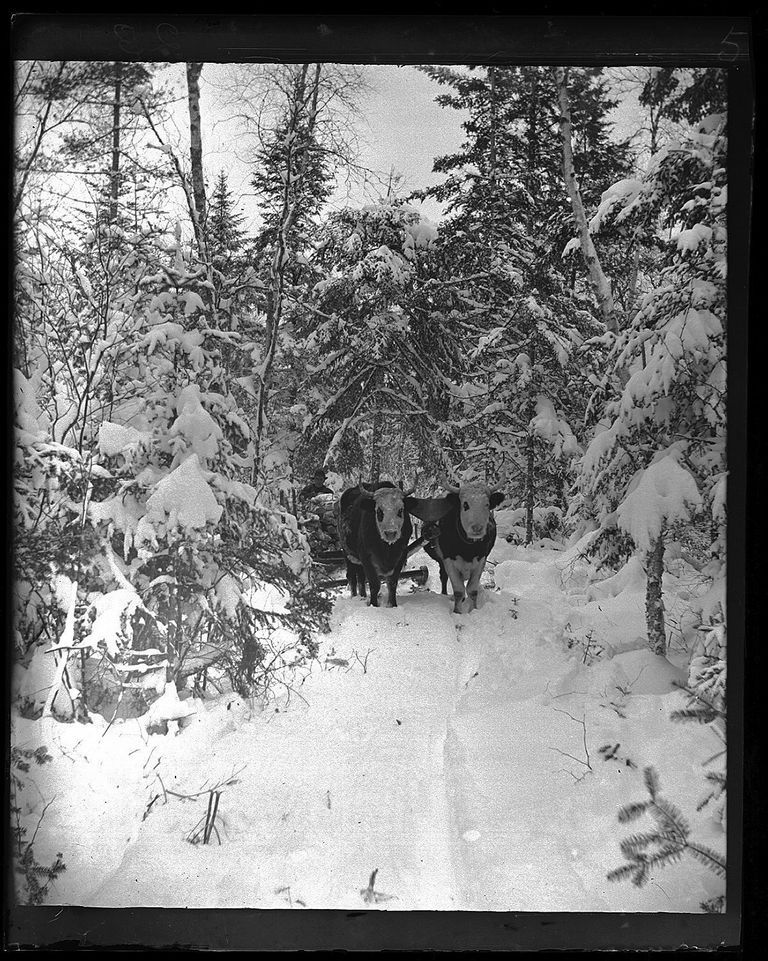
[607,765,725,907]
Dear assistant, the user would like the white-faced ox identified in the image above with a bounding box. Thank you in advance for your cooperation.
[338,482,448,608]
[422,482,505,613]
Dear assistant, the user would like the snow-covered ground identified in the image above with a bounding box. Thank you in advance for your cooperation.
[11,531,725,911]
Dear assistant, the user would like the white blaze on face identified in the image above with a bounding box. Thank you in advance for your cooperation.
[458,483,493,540]
[373,488,406,543]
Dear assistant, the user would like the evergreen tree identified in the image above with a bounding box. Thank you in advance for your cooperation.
[579,81,727,655]
[249,64,332,280]
[297,201,453,484]
[208,170,249,267]
[416,65,625,536]
[641,67,727,127]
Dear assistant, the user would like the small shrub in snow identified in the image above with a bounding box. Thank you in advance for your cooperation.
[563,624,604,665]
[186,790,223,846]
[503,505,569,547]
[10,746,66,905]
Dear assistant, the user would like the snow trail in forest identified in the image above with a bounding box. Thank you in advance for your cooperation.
[87,585,470,908]
[17,542,721,912]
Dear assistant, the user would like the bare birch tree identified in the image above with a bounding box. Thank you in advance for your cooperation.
[185,62,208,259]
[554,66,619,335]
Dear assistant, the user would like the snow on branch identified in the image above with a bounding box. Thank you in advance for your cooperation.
[616,448,702,552]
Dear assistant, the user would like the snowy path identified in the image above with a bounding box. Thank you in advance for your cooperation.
[18,540,723,911]
[85,585,473,909]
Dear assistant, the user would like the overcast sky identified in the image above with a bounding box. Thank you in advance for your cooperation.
[162,63,467,228]
[159,62,646,232]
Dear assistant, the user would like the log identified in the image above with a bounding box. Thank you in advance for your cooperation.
[319,566,429,589]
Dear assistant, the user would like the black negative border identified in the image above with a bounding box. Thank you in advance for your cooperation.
[5,10,759,954]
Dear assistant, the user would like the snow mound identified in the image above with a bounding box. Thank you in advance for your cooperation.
[617,451,702,552]
[84,589,145,657]
[530,395,579,458]
[13,647,59,712]
[98,421,147,457]
[586,556,645,600]
[169,384,223,466]
[143,453,223,534]
[585,648,687,697]
[15,369,50,445]
[145,682,197,730]
[493,555,560,596]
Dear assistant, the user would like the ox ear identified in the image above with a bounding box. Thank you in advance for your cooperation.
[404,496,455,523]
[489,490,506,509]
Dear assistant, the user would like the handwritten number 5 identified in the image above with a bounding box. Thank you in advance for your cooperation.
[719,28,747,62]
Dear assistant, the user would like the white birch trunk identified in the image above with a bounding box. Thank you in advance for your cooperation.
[554,66,619,335]
[185,62,208,262]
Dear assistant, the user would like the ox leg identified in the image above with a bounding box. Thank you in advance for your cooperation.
[346,560,358,597]
[386,575,398,608]
[439,561,448,595]
[363,562,381,607]
[386,559,405,608]
[357,567,367,599]
[466,558,485,611]
[443,558,467,614]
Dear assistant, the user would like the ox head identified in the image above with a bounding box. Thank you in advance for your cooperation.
[359,482,414,544]
[442,480,506,541]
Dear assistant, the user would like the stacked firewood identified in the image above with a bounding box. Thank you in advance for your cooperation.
[300,493,339,554]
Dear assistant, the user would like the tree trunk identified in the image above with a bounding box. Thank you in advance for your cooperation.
[488,67,497,185]
[525,426,535,545]
[627,245,647,366]
[527,70,539,235]
[109,61,122,224]
[645,532,666,656]
[185,62,208,258]
[554,66,619,335]
[369,407,382,484]
[252,64,321,484]
[525,354,537,545]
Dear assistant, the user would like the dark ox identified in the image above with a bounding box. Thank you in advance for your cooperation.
[422,481,506,613]
[337,482,448,608]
